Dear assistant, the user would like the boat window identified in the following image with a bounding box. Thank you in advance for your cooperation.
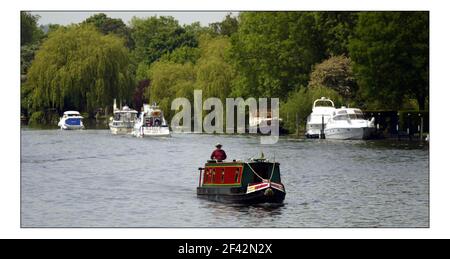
[337,110,347,115]
[234,169,240,183]
[221,170,225,183]
[349,114,365,120]
[334,115,349,120]
[212,169,216,182]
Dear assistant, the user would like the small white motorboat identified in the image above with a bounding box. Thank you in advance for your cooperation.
[133,103,170,137]
[57,111,84,130]
[324,107,375,140]
[109,99,138,135]
[305,97,336,138]
[109,105,138,135]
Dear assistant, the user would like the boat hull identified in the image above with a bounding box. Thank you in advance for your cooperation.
[197,185,286,204]
[142,127,170,136]
[109,126,133,135]
[58,117,84,130]
[59,124,84,130]
[324,127,374,140]
[134,126,170,137]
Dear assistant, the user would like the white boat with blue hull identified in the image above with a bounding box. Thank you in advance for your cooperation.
[58,111,84,130]
[133,104,170,137]
[324,107,375,140]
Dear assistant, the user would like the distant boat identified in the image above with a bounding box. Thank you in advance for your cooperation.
[133,103,170,137]
[324,107,375,140]
[57,111,84,130]
[305,97,336,138]
[249,110,282,133]
[109,105,138,135]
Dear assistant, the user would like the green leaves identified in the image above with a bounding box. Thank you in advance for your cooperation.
[229,12,327,100]
[308,55,357,100]
[130,16,198,65]
[26,24,133,115]
[349,12,429,110]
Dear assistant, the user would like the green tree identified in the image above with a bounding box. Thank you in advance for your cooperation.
[209,13,239,36]
[308,55,357,100]
[130,16,198,65]
[196,35,235,100]
[21,12,43,46]
[160,46,201,64]
[26,24,134,116]
[82,13,133,48]
[349,12,429,110]
[229,12,326,100]
[146,61,196,118]
[315,12,358,56]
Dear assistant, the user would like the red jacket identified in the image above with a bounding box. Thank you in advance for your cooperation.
[210,149,227,161]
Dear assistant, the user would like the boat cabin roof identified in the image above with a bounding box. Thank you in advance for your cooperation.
[313,97,335,108]
[114,108,138,114]
[204,160,279,167]
[333,107,363,115]
[63,111,81,115]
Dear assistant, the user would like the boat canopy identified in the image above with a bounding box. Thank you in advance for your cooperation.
[332,108,365,120]
[313,97,334,108]
[63,111,81,116]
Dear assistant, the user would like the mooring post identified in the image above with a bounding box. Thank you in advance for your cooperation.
[320,115,325,139]
[407,113,411,140]
[420,115,424,141]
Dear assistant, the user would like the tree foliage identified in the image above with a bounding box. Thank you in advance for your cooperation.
[349,12,429,110]
[21,12,43,46]
[229,12,326,100]
[209,13,239,36]
[196,35,235,100]
[26,25,134,115]
[82,13,133,48]
[308,55,356,100]
[146,61,196,118]
[315,12,358,56]
[145,35,235,120]
[130,16,198,65]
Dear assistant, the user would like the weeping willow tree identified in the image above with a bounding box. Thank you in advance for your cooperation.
[26,24,134,117]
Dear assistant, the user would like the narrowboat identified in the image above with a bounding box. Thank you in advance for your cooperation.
[196,157,286,204]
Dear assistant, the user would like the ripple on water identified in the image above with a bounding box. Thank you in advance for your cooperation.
[21,129,429,227]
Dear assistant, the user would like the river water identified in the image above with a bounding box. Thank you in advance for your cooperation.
[21,128,429,227]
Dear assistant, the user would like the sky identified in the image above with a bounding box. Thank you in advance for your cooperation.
[30,11,236,26]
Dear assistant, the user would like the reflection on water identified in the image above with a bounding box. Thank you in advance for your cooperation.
[21,129,429,227]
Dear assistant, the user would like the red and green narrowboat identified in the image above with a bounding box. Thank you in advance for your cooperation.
[196,157,286,204]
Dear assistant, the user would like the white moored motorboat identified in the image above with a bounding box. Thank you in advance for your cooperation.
[133,103,170,137]
[109,104,138,135]
[305,97,336,138]
[324,107,375,140]
[57,111,84,130]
